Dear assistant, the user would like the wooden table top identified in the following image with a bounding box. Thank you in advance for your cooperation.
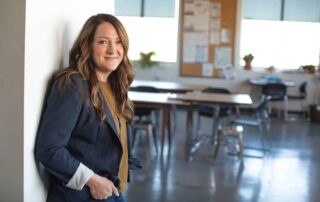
[131,80,207,93]
[169,92,252,105]
[129,91,190,106]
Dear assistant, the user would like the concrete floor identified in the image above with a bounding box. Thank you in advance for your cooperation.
[124,109,320,202]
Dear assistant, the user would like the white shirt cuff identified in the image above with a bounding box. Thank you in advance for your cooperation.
[66,162,94,190]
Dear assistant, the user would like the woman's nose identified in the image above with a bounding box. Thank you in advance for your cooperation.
[107,42,115,54]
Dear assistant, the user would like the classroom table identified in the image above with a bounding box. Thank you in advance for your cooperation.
[249,78,295,87]
[129,91,190,155]
[131,80,207,93]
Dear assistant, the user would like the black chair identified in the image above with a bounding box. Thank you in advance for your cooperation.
[288,81,308,117]
[130,86,160,160]
[232,95,271,148]
[131,86,160,117]
[261,83,288,120]
[196,87,233,138]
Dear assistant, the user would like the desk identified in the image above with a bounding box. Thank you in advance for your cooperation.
[131,80,207,135]
[131,80,207,93]
[249,79,295,87]
[249,79,295,120]
[170,92,252,160]
[129,91,189,155]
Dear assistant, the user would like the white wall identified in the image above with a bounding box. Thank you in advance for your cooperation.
[24,1,115,201]
[0,0,25,201]
[23,1,116,201]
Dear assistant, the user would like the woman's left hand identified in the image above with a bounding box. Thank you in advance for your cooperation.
[86,173,119,200]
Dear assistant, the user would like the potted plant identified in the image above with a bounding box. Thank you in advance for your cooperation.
[300,64,316,74]
[138,51,159,69]
[243,53,254,70]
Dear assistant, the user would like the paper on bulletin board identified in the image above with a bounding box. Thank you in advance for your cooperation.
[195,45,208,63]
[183,32,209,63]
[202,63,213,77]
[221,28,231,43]
[184,15,209,32]
[194,0,210,15]
[185,0,195,13]
[211,2,221,17]
[184,16,196,32]
[210,18,220,30]
[222,65,235,79]
[184,2,196,31]
[214,47,232,68]
[184,0,210,32]
[210,31,220,45]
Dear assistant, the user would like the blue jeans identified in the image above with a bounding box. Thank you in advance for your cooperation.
[104,193,125,202]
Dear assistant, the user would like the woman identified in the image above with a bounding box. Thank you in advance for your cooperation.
[35,14,141,202]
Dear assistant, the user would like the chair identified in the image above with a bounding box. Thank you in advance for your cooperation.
[131,86,160,160]
[288,81,308,117]
[196,87,233,138]
[214,125,245,163]
[214,96,271,161]
[261,83,288,120]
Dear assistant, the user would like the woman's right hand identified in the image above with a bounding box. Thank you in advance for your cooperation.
[86,173,119,200]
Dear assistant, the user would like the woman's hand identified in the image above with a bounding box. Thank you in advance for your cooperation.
[86,174,119,200]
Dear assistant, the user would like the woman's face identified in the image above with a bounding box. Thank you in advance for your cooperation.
[92,22,124,81]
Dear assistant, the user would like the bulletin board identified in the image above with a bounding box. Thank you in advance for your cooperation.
[179,0,237,78]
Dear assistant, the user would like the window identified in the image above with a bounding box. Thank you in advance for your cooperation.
[243,0,320,22]
[115,0,141,16]
[240,0,320,70]
[144,0,175,17]
[284,0,320,22]
[115,0,175,17]
[243,0,282,21]
[116,1,179,62]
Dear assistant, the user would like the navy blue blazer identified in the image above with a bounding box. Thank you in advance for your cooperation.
[35,73,140,202]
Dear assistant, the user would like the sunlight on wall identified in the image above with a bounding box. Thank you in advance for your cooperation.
[240,20,320,70]
[118,16,179,62]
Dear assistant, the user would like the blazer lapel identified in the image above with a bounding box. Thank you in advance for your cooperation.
[99,90,120,139]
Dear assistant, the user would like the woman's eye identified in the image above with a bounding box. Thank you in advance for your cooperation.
[98,40,108,45]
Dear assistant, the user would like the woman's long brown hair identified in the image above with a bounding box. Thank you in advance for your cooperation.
[56,14,135,122]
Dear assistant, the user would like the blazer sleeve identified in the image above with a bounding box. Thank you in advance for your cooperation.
[35,77,84,185]
[127,123,142,170]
